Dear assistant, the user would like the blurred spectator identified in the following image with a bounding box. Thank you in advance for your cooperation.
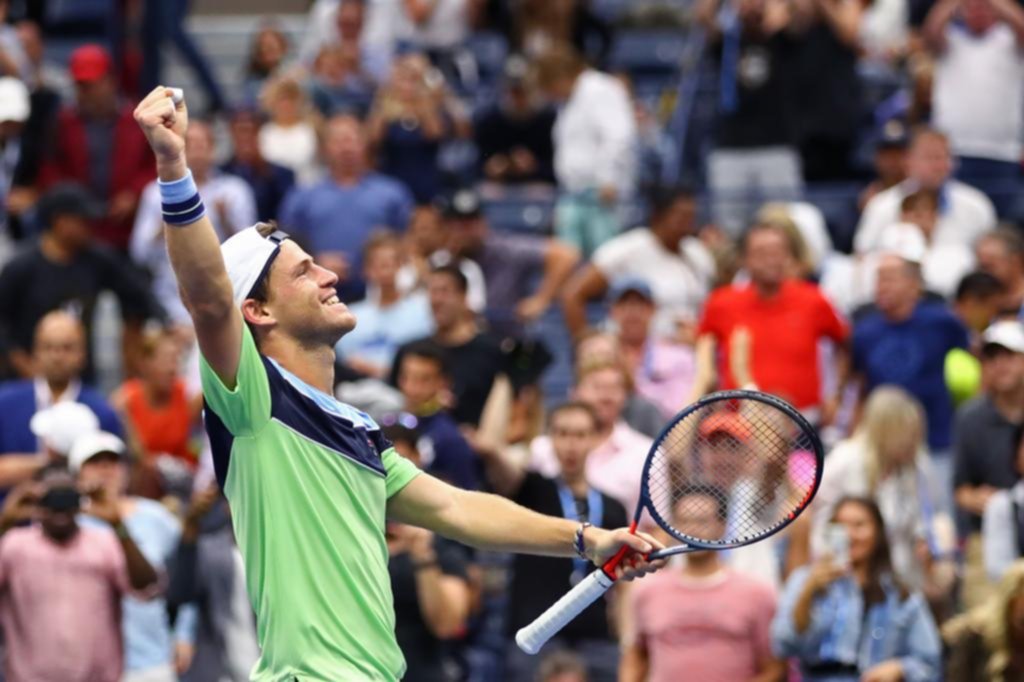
[0,312,121,484]
[242,24,292,106]
[395,203,482,303]
[975,228,1024,315]
[855,128,996,255]
[953,321,1024,527]
[953,271,1005,339]
[943,560,1024,681]
[394,341,481,489]
[391,265,502,426]
[791,0,864,181]
[859,120,910,212]
[895,190,976,298]
[280,114,415,300]
[538,650,589,682]
[982,432,1024,581]
[605,280,696,419]
[926,0,1024,215]
[13,21,71,98]
[367,53,451,203]
[698,0,804,236]
[485,402,626,682]
[0,184,158,381]
[562,186,714,341]
[258,76,321,185]
[140,0,226,113]
[301,0,398,82]
[812,387,954,596]
[475,56,556,186]
[771,496,943,682]
[693,222,848,419]
[0,1,28,81]
[851,252,968,509]
[0,467,159,682]
[37,45,156,251]
[513,0,612,65]
[529,361,653,514]
[221,110,296,222]
[383,426,472,681]
[167,486,260,682]
[0,76,29,239]
[71,431,193,682]
[308,43,377,117]
[441,188,580,330]
[621,486,783,682]
[336,230,434,379]
[403,0,475,85]
[132,120,257,324]
[535,44,636,257]
[110,330,202,494]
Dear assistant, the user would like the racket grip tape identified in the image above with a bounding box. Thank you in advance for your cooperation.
[515,570,615,654]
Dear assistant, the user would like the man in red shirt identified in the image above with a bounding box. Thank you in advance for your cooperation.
[691,222,848,420]
[36,45,154,250]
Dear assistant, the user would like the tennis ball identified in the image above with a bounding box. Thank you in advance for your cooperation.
[945,348,981,405]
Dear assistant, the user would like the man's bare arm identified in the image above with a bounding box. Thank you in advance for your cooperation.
[560,265,609,340]
[133,87,242,387]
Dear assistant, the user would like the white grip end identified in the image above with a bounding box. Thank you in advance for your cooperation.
[515,570,615,654]
[169,88,184,105]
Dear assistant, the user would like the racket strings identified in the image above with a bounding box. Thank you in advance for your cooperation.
[645,398,820,547]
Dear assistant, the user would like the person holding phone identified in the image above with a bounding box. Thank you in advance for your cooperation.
[771,496,942,682]
[0,466,159,682]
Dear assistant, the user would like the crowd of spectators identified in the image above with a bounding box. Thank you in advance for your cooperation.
[1,0,1024,680]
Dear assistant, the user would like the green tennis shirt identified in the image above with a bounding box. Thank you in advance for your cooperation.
[200,325,421,681]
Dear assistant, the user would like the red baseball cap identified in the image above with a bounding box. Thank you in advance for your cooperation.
[69,44,112,82]
[699,412,752,442]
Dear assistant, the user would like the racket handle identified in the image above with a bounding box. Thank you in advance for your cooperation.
[515,570,615,654]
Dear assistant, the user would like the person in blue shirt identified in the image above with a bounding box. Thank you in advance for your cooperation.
[851,252,968,515]
[278,114,414,301]
[772,496,942,682]
[221,110,296,222]
[0,311,121,489]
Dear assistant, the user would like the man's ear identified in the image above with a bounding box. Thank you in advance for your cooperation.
[240,299,275,329]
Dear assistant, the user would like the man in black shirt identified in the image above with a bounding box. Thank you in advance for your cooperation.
[484,401,627,682]
[0,184,160,380]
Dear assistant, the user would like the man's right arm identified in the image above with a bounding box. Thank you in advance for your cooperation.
[560,264,609,340]
[133,87,242,388]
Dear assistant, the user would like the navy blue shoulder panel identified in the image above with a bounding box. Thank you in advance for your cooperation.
[203,400,234,491]
[261,357,387,477]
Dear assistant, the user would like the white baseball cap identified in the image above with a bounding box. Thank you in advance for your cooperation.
[982,320,1024,355]
[68,431,126,473]
[220,225,290,309]
[29,402,101,456]
[0,78,29,123]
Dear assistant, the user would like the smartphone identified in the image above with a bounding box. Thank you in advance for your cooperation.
[825,523,850,568]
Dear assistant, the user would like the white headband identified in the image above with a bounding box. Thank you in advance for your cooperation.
[221,226,289,309]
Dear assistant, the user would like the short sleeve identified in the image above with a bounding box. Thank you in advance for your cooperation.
[383,446,421,499]
[815,292,848,342]
[591,233,632,278]
[199,324,272,437]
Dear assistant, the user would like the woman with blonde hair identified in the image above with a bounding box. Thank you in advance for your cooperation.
[945,560,1024,682]
[809,386,954,598]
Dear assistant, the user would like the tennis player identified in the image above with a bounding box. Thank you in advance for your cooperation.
[133,88,664,681]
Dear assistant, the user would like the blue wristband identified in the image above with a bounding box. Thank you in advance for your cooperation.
[158,170,206,225]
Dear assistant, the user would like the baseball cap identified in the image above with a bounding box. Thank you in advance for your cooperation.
[877,119,909,149]
[608,278,654,304]
[220,224,291,309]
[30,402,101,456]
[982,320,1024,355]
[440,189,482,220]
[37,183,103,226]
[68,431,125,473]
[699,412,753,442]
[0,77,29,123]
[69,44,112,83]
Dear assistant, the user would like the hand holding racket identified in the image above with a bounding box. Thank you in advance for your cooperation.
[516,390,824,654]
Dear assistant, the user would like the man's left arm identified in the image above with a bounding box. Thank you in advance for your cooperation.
[516,239,581,322]
[387,472,664,577]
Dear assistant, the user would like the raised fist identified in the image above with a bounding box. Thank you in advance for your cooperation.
[133,86,189,164]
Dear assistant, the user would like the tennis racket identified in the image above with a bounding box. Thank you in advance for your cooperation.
[516,389,824,654]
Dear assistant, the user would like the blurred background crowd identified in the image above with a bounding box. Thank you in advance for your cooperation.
[0,0,1023,680]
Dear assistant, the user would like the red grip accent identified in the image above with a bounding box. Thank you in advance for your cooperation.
[600,520,639,580]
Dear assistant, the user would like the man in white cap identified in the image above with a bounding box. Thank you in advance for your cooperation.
[70,431,196,682]
[0,76,29,244]
[132,87,664,681]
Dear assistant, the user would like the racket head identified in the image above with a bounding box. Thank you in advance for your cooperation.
[639,390,823,551]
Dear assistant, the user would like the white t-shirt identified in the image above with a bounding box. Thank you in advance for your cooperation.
[553,70,637,194]
[859,0,909,60]
[934,23,1024,162]
[258,123,321,186]
[592,229,715,335]
[854,180,996,254]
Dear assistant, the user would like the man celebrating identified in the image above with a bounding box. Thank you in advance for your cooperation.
[132,88,663,681]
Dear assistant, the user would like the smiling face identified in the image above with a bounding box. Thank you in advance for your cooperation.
[833,499,881,569]
[244,240,355,347]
